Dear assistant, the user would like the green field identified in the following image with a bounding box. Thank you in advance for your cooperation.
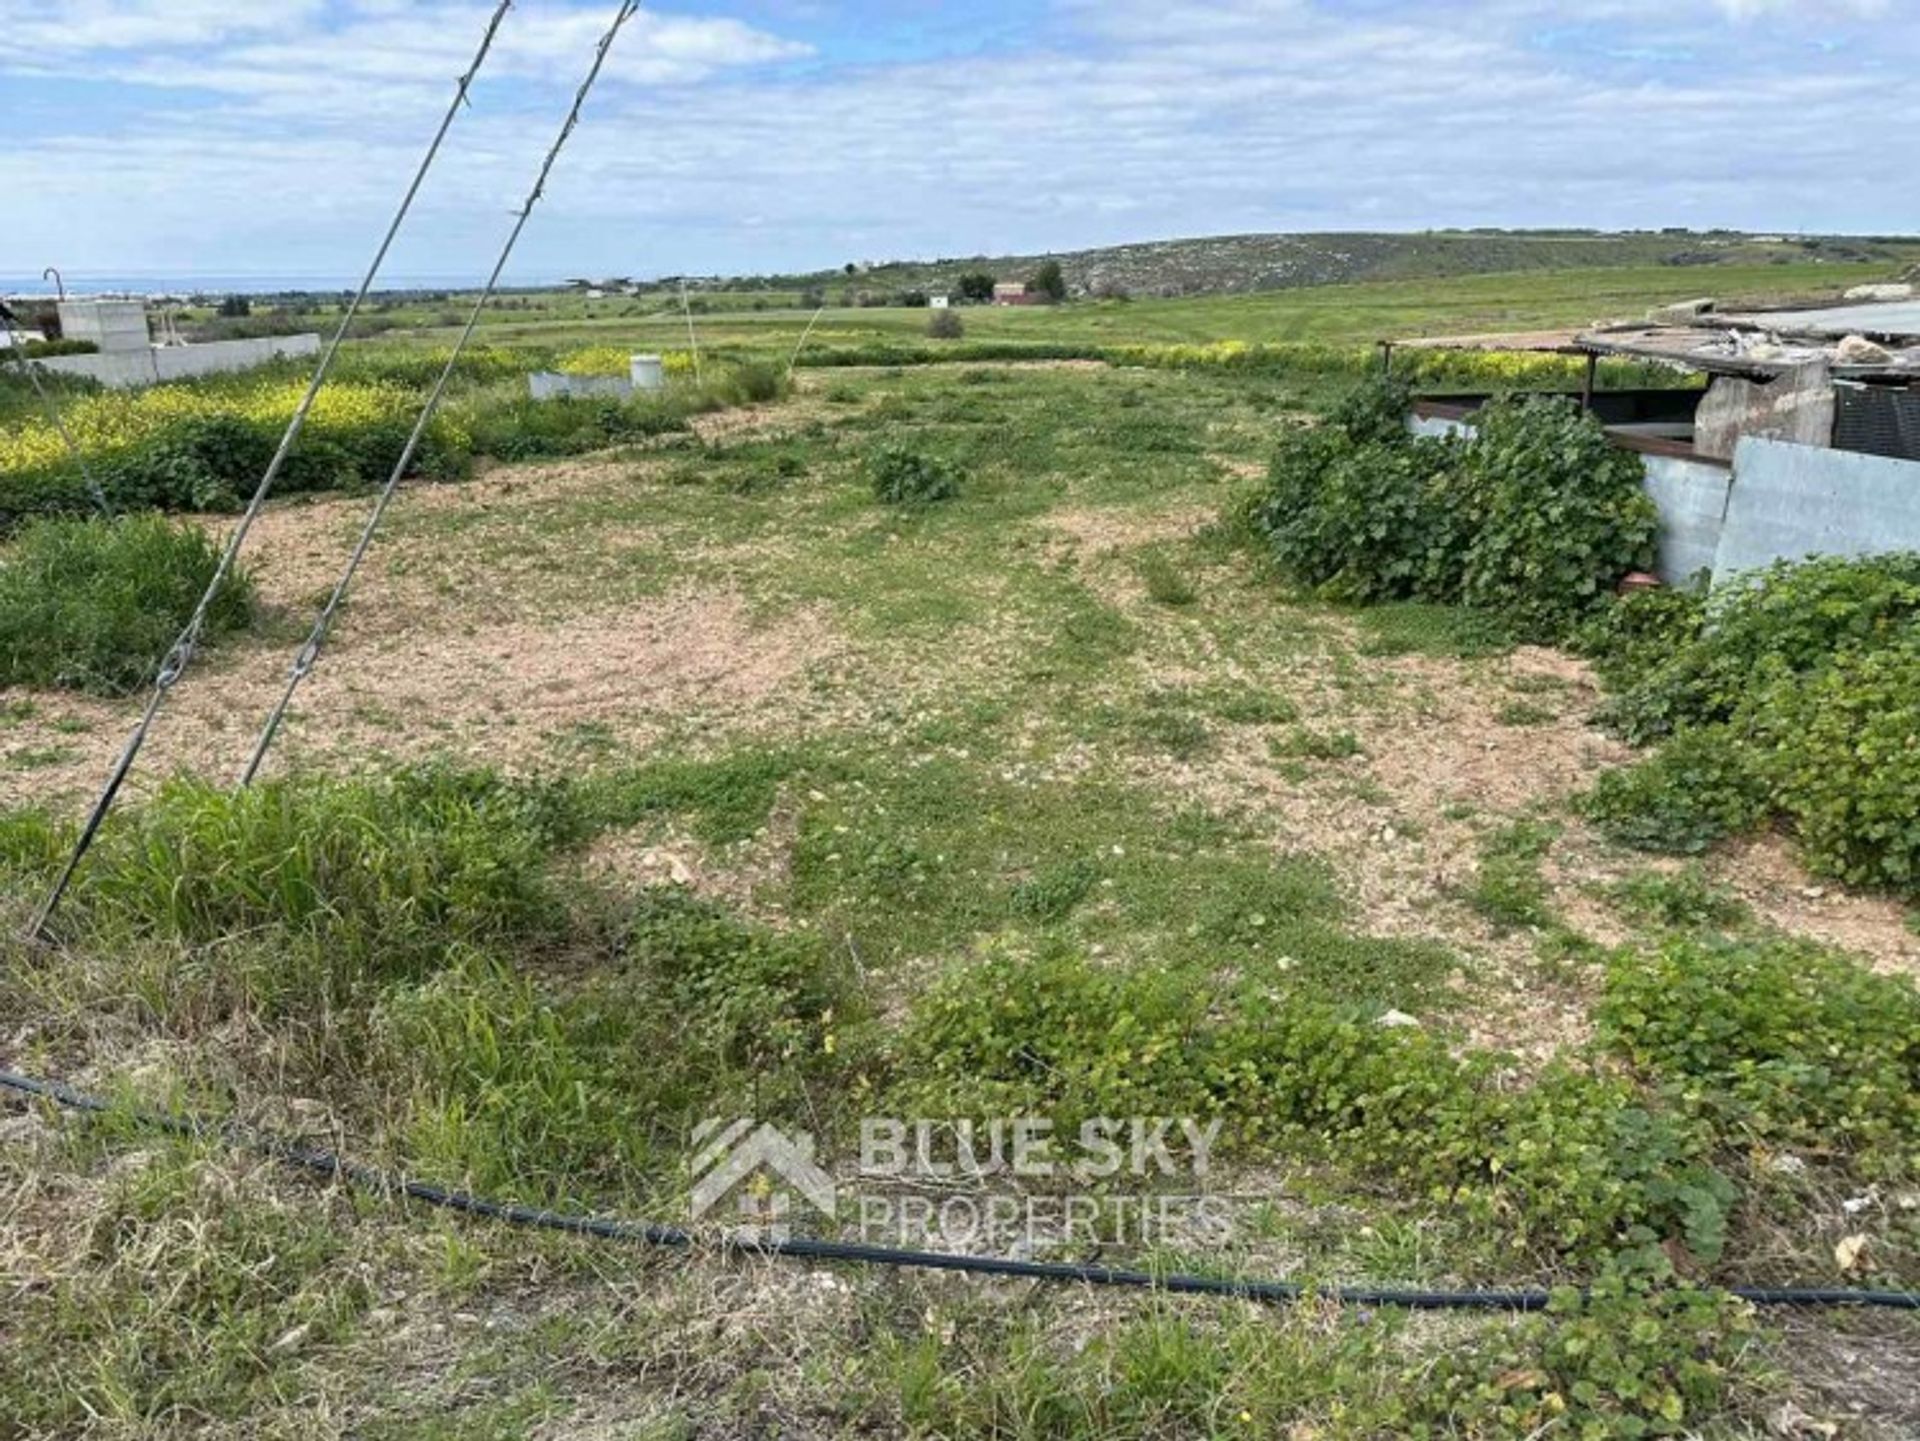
[2,263,1917,1437]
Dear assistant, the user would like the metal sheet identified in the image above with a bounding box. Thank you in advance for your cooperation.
[1718,301,1920,343]
[1715,437,1920,586]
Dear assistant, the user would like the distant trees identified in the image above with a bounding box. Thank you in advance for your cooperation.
[956,271,996,304]
[217,294,252,317]
[898,289,930,308]
[1032,261,1067,303]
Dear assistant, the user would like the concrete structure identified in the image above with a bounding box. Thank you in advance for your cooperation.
[56,299,149,353]
[528,371,632,401]
[37,333,321,389]
[993,282,1038,307]
[630,354,665,392]
[1692,363,1835,461]
[929,294,951,310]
[28,296,321,388]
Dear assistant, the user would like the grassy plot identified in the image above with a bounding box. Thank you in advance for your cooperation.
[2,347,1916,1436]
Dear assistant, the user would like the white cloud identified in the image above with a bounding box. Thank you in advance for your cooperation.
[1710,0,1888,16]
[1,0,1912,280]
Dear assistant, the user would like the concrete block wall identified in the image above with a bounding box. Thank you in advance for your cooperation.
[527,371,632,401]
[36,334,321,389]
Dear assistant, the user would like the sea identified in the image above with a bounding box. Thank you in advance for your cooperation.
[0,273,553,299]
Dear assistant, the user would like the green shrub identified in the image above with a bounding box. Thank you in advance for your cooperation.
[1575,584,1708,716]
[1137,551,1197,606]
[1426,1271,1761,1439]
[1581,555,1920,892]
[869,445,963,505]
[1248,382,1654,633]
[12,336,98,359]
[1607,867,1751,932]
[1754,642,1920,890]
[1450,396,1659,638]
[1593,553,1920,744]
[898,946,1729,1258]
[1603,936,1920,1170]
[1467,821,1558,931]
[458,391,689,462]
[0,514,253,695]
[1254,428,1461,602]
[709,360,787,406]
[1582,727,1769,855]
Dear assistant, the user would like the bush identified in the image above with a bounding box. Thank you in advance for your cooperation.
[707,360,787,406]
[869,445,963,505]
[1593,553,1920,745]
[0,377,470,524]
[1450,396,1659,638]
[1603,936,1920,1170]
[1252,425,1460,602]
[897,945,1730,1259]
[457,391,688,462]
[1246,381,1655,634]
[926,308,964,341]
[1582,726,1769,855]
[10,337,98,359]
[1582,553,1920,893]
[0,514,253,695]
[1755,642,1920,890]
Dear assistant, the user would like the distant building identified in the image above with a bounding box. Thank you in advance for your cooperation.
[993,282,1039,307]
[929,294,951,309]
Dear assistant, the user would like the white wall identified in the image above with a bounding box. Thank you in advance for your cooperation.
[36,334,321,389]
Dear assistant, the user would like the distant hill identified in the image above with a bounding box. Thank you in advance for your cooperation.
[663,230,1919,302]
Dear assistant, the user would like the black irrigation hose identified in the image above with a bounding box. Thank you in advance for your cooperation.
[2,1067,1914,1312]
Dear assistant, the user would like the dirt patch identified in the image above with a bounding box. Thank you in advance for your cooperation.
[1043,505,1214,555]
[584,791,803,921]
[7,588,840,811]
[1711,835,1920,977]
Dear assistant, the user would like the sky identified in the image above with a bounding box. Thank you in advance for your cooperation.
[0,0,1912,285]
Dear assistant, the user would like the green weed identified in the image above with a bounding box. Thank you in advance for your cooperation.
[0,514,254,695]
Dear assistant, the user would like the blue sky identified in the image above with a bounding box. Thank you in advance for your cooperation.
[0,0,1910,284]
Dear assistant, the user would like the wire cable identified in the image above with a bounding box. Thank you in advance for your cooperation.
[236,0,644,788]
[2,1067,1911,1312]
[27,0,516,942]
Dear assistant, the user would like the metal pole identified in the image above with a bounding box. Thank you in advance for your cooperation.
[680,280,702,383]
[236,0,643,788]
[785,305,826,379]
[28,0,518,942]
